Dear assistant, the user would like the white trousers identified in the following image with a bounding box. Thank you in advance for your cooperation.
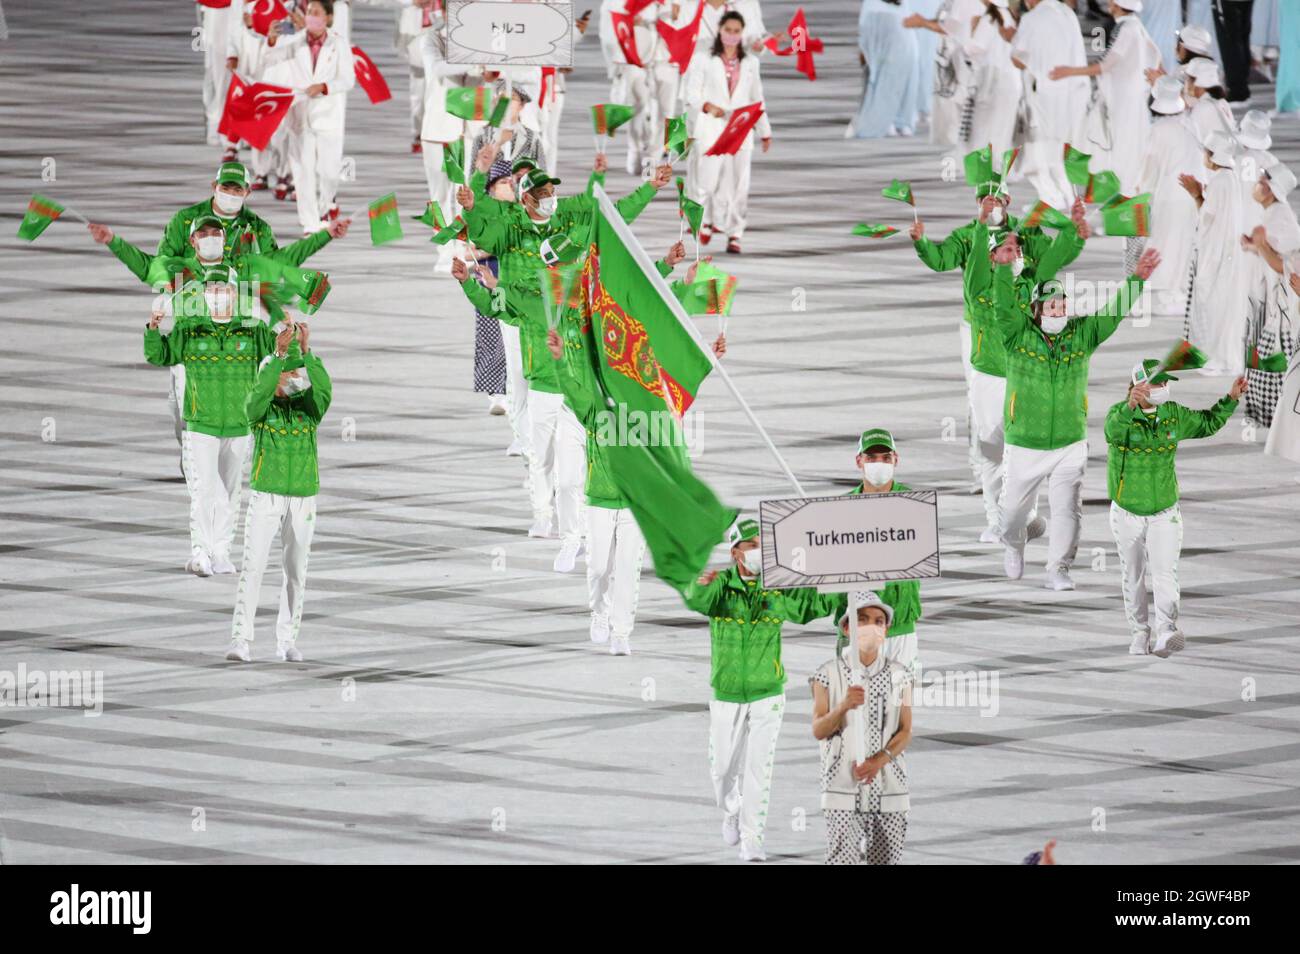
[527,391,586,539]
[645,62,681,150]
[611,64,652,172]
[183,431,251,559]
[249,123,290,181]
[695,150,753,240]
[539,90,564,176]
[1109,502,1183,642]
[404,36,426,140]
[1021,139,1075,212]
[169,365,187,449]
[201,9,235,143]
[500,323,531,456]
[709,693,785,851]
[232,491,317,645]
[969,367,1006,529]
[586,506,646,638]
[959,321,982,483]
[288,125,345,231]
[999,440,1087,571]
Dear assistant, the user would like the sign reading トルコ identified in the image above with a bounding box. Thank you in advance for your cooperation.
[757,491,940,591]
[446,1,575,67]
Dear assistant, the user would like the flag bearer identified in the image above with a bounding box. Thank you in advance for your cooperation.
[991,246,1162,591]
[144,265,282,577]
[1105,361,1245,658]
[681,519,840,862]
[229,324,332,663]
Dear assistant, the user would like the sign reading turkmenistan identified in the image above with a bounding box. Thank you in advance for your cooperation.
[758,491,940,590]
[446,1,574,67]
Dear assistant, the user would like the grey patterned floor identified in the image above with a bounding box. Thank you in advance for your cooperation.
[1,1,1298,864]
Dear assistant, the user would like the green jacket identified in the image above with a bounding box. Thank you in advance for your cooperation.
[992,263,1144,451]
[158,198,293,260]
[914,215,1084,323]
[832,481,922,638]
[680,566,840,703]
[144,315,278,438]
[464,183,658,393]
[1104,397,1237,515]
[108,228,331,289]
[246,353,334,497]
[965,221,1081,378]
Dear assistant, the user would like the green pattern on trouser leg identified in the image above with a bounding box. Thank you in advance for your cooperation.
[754,697,785,845]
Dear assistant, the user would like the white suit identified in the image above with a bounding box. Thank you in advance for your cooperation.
[1087,14,1161,194]
[418,27,477,228]
[686,53,771,240]
[201,2,243,145]
[964,7,1021,160]
[600,0,658,174]
[929,0,984,148]
[1189,167,1250,375]
[1136,113,1203,310]
[265,29,356,231]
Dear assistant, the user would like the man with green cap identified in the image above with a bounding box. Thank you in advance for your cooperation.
[457,161,672,563]
[1105,360,1246,658]
[991,243,1163,591]
[682,518,841,862]
[144,264,285,577]
[838,427,923,673]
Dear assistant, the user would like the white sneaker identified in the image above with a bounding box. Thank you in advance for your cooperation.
[609,633,631,656]
[590,615,611,644]
[210,553,236,575]
[488,394,507,416]
[187,553,214,577]
[1129,633,1151,656]
[276,641,304,662]
[721,813,740,846]
[979,526,1002,544]
[528,518,555,539]
[1003,546,1024,580]
[1045,568,1075,591]
[1152,630,1185,658]
[553,538,581,572]
[738,840,766,862]
[967,480,983,495]
[225,638,251,662]
[1025,515,1047,541]
[506,439,524,457]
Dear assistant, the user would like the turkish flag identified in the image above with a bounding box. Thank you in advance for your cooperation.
[764,8,823,81]
[656,1,704,75]
[352,46,392,105]
[622,0,658,16]
[248,0,290,36]
[219,74,294,150]
[196,0,234,8]
[610,10,642,67]
[704,102,764,156]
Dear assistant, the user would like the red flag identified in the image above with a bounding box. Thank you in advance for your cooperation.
[704,103,764,156]
[656,1,705,75]
[196,0,234,8]
[610,10,642,67]
[352,46,392,104]
[622,0,659,16]
[540,66,556,107]
[764,8,824,81]
[248,0,290,36]
[219,74,294,150]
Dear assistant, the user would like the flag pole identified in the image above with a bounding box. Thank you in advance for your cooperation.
[61,204,90,225]
[593,184,805,496]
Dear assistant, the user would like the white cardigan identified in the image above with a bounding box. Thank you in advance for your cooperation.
[263,29,355,132]
[685,53,771,152]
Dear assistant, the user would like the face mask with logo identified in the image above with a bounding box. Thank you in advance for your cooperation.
[1146,385,1171,405]
[863,461,895,487]
[741,547,763,574]
[1040,314,1068,335]
[195,235,225,261]
[213,189,245,215]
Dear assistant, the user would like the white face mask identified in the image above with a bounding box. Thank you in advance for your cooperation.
[863,461,895,487]
[205,288,234,322]
[1147,385,1171,405]
[533,194,557,219]
[741,547,763,574]
[987,205,1005,226]
[213,189,245,215]
[1040,314,1068,335]
[1010,256,1025,276]
[281,371,311,396]
[195,235,225,261]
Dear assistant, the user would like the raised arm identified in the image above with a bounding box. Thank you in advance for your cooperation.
[1177,393,1240,440]
[245,354,284,424]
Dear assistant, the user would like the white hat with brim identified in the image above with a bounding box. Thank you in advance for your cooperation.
[1204,130,1238,168]
[1266,165,1298,203]
[1151,76,1186,115]
[1184,57,1223,89]
[1237,110,1273,150]
[1176,24,1213,57]
[1113,1,1142,12]
[837,591,894,629]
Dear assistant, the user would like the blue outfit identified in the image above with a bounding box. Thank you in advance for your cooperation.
[851,0,920,139]
[1278,0,1300,113]
[1139,0,1181,72]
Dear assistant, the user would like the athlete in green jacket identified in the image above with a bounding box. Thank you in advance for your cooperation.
[991,245,1162,590]
[1105,359,1246,658]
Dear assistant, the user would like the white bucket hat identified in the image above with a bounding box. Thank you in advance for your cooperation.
[1150,75,1186,115]
[1266,165,1297,203]
[1204,130,1238,168]
[838,591,894,629]
[1113,0,1143,12]
[1237,110,1273,150]
[1176,24,1213,57]
[1184,57,1223,90]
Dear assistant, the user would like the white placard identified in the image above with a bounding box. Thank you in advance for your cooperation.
[446,1,575,67]
[758,491,941,591]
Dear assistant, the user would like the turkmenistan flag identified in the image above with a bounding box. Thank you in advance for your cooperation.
[446,86,496,122]
[432,213,466,245]
[1021,200,1073,230]
[487,95,509,127]
[1063,143,1092,187]
[676,261,737,316]
[442,140,465,182]
[881,179,913,205]
[676,177,703,236]
[1247,347,1289,372]
[18,193,65,241]
[569,187,738,588]
[411,200,440,228]
[1000,147,1021,179]
[243,255,332,317]
[1100,193,1151,236]
[1160,339,1209,373]
[851,222,899,238]
[664,114,690,157]
[1084,170,1122,206]
[367,193,403,245]
[592,103,635,136]
[964,145,994,186]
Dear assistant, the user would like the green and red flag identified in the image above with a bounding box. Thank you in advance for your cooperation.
[367,193,403,245]
[1021,200,1073,230]
[1246,347,1289,372]
[676,177,704,237]
[851,222,899,238]
[17,193,65,241]
[591,103,636,136]
[676,261,737,316]
[1159,339,1210,373]
[881,179,913,205]
[1000,147,1021,180]
[1063,143,1092,187]
[487,94,510,128]
[1084,170,1122,206]
[1099,194,1150,236]
[446,86,499,122]
[432,213,467,245]
[441,140,465,182]
[242,255,332,318]
[567,188,738,588]
[664,114,690,158]
[411,200,441,228]
[964,144,994,187]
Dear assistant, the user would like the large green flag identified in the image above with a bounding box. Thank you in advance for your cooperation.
[565,189,738,588]
[17,193,65,241]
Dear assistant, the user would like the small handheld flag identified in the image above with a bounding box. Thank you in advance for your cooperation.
[852,223,899,239]
[705,103,765,156]
[1021,200,1073,230]
[676,178,704,238]
[352,46,392,105]
[1159,339,1210,374]
[442,140,465,183]
[764,8,824,81]
[367,193,403,245]
[17,194,67,241]
[964,145,994,187]
[881,179,914,205]
[1099,195,1151,237]
[664,115,690,162]
[1084,170,1122,206]
[446,87,499,122]
[432,213,467,245]
[592,103,635,137]
[1063,143,1092,189]
[1246,347,1289,372]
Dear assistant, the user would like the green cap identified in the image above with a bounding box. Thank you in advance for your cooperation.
[1133,359,1177,385]
[189,214,226,235]
[519,169,561,194]
[727,519,759,547]
[1032,278,1067,304]
[858,427,895,455]
[510,156,539,176]
[539,231,582,266]
[216,161,251,188]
